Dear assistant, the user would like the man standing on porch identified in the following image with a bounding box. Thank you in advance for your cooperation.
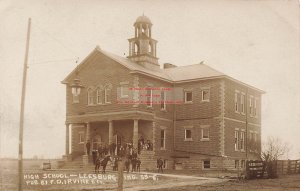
[86,140,91,155]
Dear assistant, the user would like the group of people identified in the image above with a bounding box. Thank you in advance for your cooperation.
[86,140,143,173]
[138,136,153,154]
[125,157,141,173]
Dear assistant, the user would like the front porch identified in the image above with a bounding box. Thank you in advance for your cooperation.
[63,119,155,165]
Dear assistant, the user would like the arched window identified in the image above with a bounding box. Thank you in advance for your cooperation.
[87,88,94,105]
[105,87,111,104]
[135,43,139,55]
[148,43,153,54]
[96,88,102,104]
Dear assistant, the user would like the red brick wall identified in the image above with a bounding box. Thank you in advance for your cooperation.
[175,79,221,120]
[66,51,135,116]
[224,78,262,159]
[174,118,221,156]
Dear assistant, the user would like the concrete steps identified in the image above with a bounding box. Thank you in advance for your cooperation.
[139,150,157,171]
[61,151,157,171]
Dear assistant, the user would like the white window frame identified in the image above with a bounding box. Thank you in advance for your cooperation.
[120,84,129,98]
[241,93,245,114]
[201,125,210,141]
[184,91,193,103]
[79,131,85,144]
[235,91,239,113]
[249,96,254,116]
[146,88,153,107]
[160,89,166,110]
[240,131,245,151]
[87,88,94,105]
[184,128,192,141]
[160,129,166,149]
[96,88,102,104]
[235,130,239,151]
[105,88,111,104]
[235,160,239,169]
[254,97,258,117]
[201,88,210,102]
[241,160,245,169]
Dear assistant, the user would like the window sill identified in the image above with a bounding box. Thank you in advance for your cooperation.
[201,100,210,102]
[184,101,193,104]
[241,112,245,115]
[79,142,84,145]
[160,148,166,151]
[120,95,129,98]
[184,139,193,142]
[200,138,209,142]
[160,108,167,112]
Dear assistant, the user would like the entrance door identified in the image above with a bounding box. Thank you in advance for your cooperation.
[92,134,101,150]
[115,134,122,145]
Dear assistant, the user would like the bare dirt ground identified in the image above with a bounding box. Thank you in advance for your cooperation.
[147,174,300,191]
[1,159,300,191]
[0,159,222,191]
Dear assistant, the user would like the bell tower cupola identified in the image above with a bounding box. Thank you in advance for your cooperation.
[128,15,159,70]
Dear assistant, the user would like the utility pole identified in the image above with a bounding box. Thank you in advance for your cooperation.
[18,18,31,191]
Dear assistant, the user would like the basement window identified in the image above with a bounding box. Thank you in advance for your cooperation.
[203,160,211,169]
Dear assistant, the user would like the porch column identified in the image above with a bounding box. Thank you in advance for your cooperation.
[133,119,139,149]
[85,122,91,155]
[108,120,113,145]
[65,123,70,155]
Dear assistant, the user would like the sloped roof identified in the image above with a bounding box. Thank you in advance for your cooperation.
[62,46,264,93]
[164,63,225,82]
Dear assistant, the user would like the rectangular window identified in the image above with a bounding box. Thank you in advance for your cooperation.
[105,88,111,103]
[253,132,257,142]
[202,88,210,102]
[120,85,129,98]
[240,131,245,151]
[203,160,210,169]
[79,132,85,144]
[235,92,239,112]
[249,96,253,116]
[235,130,239,151]
[241,93,245,114]
[87,89,94,105]
[147,89,152,107]
[235,160,239,169]
[184,91,192,103]
[254,98,257,117]
[201,128,209,140]
[160,129,165,149]
[160,90,166,110]
[241,160,245,169]
[184,129,192,140]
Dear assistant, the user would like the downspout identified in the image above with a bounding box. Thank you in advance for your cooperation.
[173,83,177,169]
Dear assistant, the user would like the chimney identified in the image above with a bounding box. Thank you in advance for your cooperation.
[163,63,177,69]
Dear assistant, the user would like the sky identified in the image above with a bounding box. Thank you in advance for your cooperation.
[0,0,299,159]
